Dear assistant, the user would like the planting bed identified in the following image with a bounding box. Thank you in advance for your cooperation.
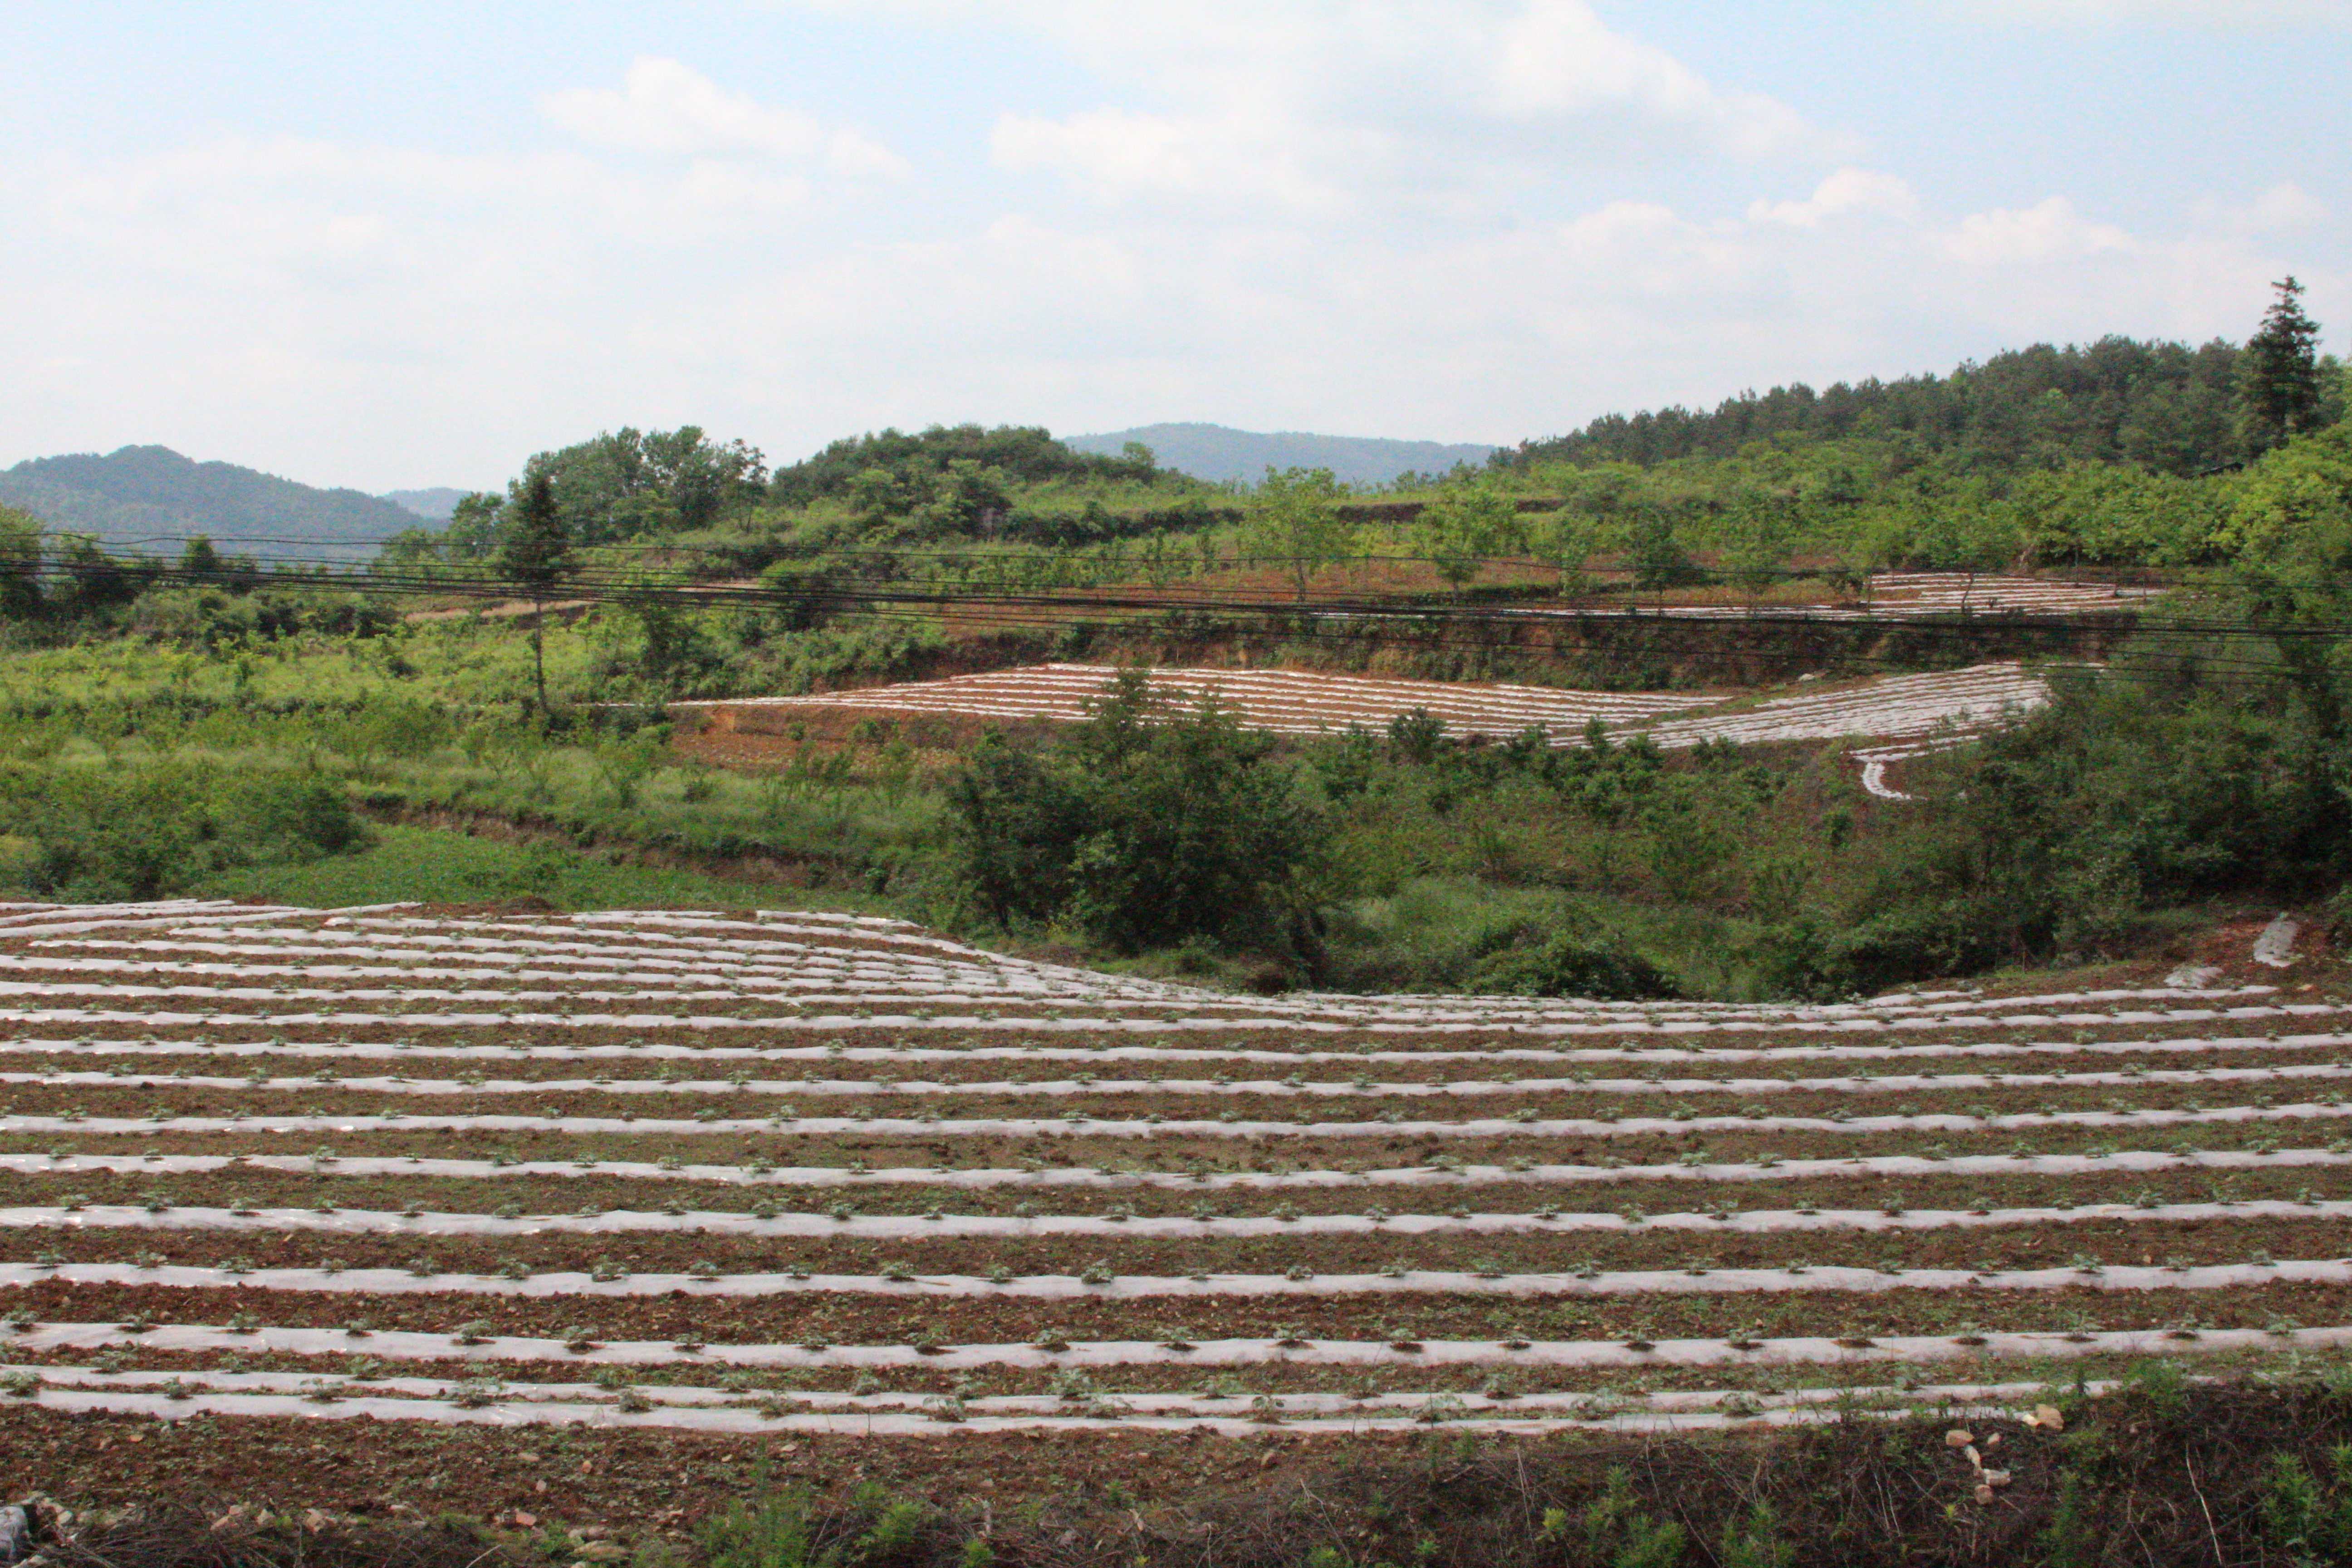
[1581,572,2161,622]
[2,899,2344,1530]
[683,659,2051,755]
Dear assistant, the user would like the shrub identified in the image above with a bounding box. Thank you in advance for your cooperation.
[1467,933,1679,1001]
[944,669,1323,954]
[0,760,364,901]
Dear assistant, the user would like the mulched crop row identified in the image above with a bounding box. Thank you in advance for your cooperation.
[6,1161,2334,1218]
[8,1277,2350,1348]
[6,1120,2338,1172]
[7,1210,2343,1280]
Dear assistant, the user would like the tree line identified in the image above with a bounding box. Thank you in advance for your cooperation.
[1509,279,2339,475]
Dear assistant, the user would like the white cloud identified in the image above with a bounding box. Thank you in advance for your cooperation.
[991,106,1357,211]
[1490,0,1811,155]
[1749,168,1920,228]
[541,57,906,179]
[1944,196,2136,265]
[3,2,2342,492]
[1951,0,2352,23]
[973,0,1828,214]
[2243,181,2327,230]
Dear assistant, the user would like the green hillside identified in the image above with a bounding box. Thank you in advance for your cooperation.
[0,444,420,561]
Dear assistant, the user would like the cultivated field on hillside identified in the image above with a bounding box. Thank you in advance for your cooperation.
[687,661,2053,797]
[0,897,2342,1522]
[1577,572,2161,621]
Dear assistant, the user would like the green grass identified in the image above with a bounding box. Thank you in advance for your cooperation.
[196,824,888,916]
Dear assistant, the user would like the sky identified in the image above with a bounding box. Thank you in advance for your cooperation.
[0,0,2345,491]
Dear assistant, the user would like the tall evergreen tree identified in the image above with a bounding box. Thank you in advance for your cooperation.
[495,471,573,713]
[2238,276,2325,455]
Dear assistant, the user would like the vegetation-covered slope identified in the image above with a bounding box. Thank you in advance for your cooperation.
[2,287,2349,1000]
[1512,328,2340,476]
[0,445,421,560]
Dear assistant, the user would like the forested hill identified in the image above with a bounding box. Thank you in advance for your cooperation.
[1512,337,2299,476]
[0,446,419,561]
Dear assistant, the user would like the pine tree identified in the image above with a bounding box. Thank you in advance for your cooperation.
[2238,276,2324,455]
[495,472,573,713]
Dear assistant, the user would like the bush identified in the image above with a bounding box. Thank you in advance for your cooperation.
[1842,651,2351,972]
[944,670,1323,954]
[1467,932,1680,1000]
[0,761,365,901]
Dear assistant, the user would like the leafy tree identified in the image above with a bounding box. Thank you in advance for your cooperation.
[1535,509,1602,596]
[177,535,224,578]
[1624,504,1700,592]
[1244,466,1351,602]
[496,472,574,713]
[1719,490,1792,605]
[512,426,766,545]
[2213,421,2352,559]
[0,506,43,622]
[2238,276,2327,455]
[2010,462,2226,565]
[616,573,716,694]
[942,739,1089,926]
[54,534,152,616]
[443,492,506,560]
[1416,477,1521,594]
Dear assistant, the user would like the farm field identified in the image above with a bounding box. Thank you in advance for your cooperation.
[2,898,2346,1551]
[916,568,2160,633]
[1554,572,2162,622]
[686,662,2054,800]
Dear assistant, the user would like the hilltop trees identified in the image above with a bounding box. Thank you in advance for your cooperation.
[769,424,1160,507]
[394,429,766,567]
[1509,337,2257,475]
[520,426,767,544]
[1509,313,2342,480]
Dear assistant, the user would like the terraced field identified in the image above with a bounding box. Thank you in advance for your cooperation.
[0,899,2342,1508]
[688,661,2051,757]
[1578,572,2160,622]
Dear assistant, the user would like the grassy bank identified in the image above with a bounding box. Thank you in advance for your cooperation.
[194,823,887,916]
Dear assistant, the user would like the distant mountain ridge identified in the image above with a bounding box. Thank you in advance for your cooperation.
[0,446,422,561]
[1067,423,1499,487]
[382,487,470,524]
